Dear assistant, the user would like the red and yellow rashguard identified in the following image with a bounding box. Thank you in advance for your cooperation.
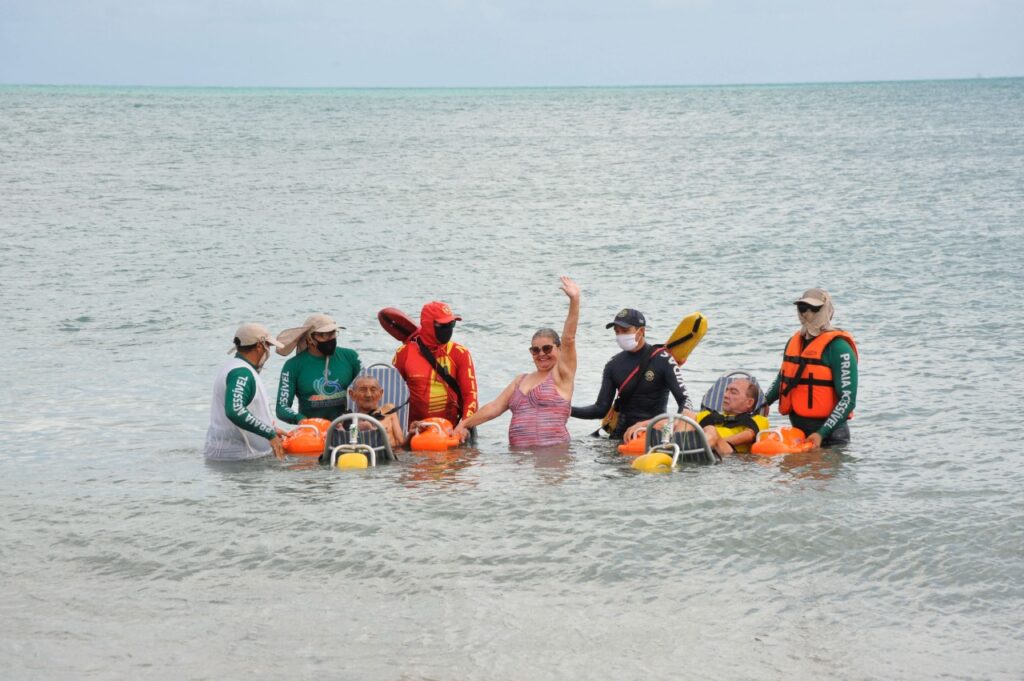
[392,302,478,424]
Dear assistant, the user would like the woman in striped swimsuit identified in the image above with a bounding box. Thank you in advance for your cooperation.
[454,276,580,448]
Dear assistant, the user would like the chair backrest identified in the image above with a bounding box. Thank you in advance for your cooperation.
[346,363,411,432]
[700,371,767,416]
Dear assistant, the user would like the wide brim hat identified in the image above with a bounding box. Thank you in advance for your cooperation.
[276,314,344,355]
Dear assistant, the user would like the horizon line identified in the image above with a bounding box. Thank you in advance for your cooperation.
[2,74,1022,92]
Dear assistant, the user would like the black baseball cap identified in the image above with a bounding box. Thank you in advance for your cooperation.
[606,308,646,329]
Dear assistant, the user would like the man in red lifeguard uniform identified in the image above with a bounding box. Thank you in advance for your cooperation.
[392,301,478,426]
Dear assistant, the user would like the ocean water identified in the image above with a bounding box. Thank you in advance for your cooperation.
[1,79,1023,680]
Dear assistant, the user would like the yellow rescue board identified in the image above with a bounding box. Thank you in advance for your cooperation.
[664,311,708,365]
[599,311,708,435]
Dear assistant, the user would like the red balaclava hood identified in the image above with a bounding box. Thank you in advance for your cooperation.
[419,301,462,348]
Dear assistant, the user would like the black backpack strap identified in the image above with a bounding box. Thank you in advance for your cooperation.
[613,345,663,411]
[369,396,410,420]
[415,338,464,420]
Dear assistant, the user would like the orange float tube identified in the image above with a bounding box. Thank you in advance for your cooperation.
[282,418,329,456]
[617,428,648,456]
[750,427,814,457]
[301,418,331,435]
[410,417,461,451]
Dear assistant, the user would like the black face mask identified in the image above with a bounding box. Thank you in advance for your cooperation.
[434,323,455,344]
[316,338,337,355]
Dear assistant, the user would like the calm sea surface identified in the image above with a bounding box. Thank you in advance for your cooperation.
[1,80,1023,680]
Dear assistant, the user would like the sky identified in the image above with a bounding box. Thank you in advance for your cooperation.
[1,0,1022,87]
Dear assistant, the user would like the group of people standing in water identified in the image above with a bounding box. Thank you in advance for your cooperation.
[203,279,859,462]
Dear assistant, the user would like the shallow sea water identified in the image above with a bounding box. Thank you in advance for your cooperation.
[1,80,1023,680]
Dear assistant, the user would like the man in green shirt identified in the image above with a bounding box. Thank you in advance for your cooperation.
[204,323,285,461]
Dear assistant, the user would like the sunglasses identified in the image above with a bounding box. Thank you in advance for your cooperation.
[529,344,558,356]
[796,303,822,313]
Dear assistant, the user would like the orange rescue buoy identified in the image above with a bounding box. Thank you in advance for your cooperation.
[617,428,648,456]
[750,426,814,457]
[302,418,331,435]
[282,419,329,456]
[410,417,460,451]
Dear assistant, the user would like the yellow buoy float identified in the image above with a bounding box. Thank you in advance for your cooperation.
[631,452,674,473]
[336,452,369,469]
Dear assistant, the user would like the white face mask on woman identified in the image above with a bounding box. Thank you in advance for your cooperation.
[616,332,639,352]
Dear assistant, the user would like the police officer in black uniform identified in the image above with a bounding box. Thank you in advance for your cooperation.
[571,308,691,439]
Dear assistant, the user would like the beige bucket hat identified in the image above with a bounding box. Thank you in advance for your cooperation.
[793,288,829,306]
[276,314,345,355]
[228,323,284,354]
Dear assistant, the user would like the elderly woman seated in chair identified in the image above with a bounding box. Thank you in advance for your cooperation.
[348,375,407,449]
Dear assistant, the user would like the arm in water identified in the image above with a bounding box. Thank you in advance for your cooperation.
[453,378,519,441]
[570,360,616,420]
[454,344,479,421]
[810,338,858,446]
[659,351,692,413]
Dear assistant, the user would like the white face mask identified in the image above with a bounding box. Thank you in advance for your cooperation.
[616,332,639,352]
[255,344,270,373]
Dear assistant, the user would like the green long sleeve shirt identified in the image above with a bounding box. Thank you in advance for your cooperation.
[276,348,361,424]
[764,337,858,440]
[224,358,277,440]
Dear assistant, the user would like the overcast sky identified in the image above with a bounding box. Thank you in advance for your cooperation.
[1,0,1021,87]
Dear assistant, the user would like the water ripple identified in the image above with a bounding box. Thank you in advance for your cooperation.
[2,80,1023,680]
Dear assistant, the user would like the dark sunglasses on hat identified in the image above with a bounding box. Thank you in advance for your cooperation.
[796,302,823,313]
[529,344,558,356]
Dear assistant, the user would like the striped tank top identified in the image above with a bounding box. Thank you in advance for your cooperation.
[508,373,571,447]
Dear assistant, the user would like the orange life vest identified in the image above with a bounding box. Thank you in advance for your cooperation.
[778,330,858,419]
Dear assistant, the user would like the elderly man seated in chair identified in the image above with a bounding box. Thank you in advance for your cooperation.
[624,378,768,456]
[348,375,407,449]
